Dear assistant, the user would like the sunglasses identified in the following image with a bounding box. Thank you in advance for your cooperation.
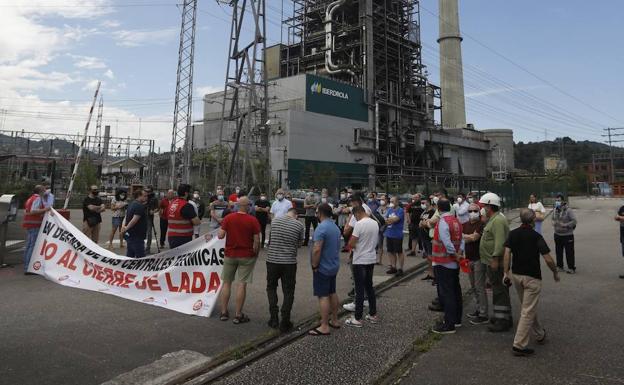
[468,210,480,213]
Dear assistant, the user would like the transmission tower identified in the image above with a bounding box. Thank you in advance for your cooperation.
[215,0,269,191]
[94,95,103,155]
[170,0,197,189]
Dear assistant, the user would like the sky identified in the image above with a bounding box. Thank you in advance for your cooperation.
[0,0,622,153]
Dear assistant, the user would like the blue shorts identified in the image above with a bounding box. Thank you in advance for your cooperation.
[313,271,337,297]
[112,217,123,228]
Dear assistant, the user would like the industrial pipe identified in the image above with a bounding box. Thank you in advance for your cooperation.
[324,0,356,76]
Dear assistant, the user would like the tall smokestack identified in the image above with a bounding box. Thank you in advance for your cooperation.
[438,0,467,129]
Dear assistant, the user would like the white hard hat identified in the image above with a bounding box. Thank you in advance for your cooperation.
[479,192,501,207]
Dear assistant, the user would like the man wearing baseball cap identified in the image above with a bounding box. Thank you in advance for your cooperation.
[479,192,511,332]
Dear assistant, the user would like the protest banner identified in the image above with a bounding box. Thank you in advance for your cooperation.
[27,209,225,317]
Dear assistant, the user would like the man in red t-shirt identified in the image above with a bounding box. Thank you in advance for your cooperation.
[218,196,260,324]
[228,186,241,205]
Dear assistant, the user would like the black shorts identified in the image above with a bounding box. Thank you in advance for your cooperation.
[386,237,403,253]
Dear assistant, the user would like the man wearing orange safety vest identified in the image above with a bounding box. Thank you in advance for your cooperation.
[22,185,50,274]
[166,184,201,249]
[430,198,465,335]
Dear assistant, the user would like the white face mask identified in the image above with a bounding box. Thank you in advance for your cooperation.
[469,212,480,221]
[260,196,266,201]
[235,188,240,193]
[321,197,327,203]
[433,197,439,205]
[457,197,463,204]
[389,203,395,208]
[421,203,427,210]
[340,194,346,199]
[380,200,386,206]
[193,194,199,199]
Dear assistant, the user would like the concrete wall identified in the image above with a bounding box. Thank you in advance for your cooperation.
[483,129,515,171]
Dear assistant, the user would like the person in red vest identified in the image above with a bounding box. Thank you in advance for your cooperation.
[166,184,201,249]
[430,198,465,335]
[22,185,50,274]
[159,189,175,248]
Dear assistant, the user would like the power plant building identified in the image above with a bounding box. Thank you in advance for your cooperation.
[196,0,506,190]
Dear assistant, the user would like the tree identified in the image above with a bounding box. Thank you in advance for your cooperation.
[73,159,99,192]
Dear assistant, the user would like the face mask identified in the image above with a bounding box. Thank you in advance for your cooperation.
[457,197,463,204]
[421,204,427,210]
[340,194,346,199]
[277,194,284,201]
[120,194,126,200]
[193,194,199,199]
[321,198,327,203]
[433,197,439,205]
[218,195,224,201]
[44,189,51,195]
[380,200,386,206]
[389,203,395,208]
[235,189,240,194]
[347,193,352,197]
[469,212,480,221]
[260,196,266,201]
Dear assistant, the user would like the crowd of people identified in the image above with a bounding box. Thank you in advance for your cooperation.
[25,180,624,357]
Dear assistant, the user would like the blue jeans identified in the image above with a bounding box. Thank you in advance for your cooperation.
[126,238,145,258]
[24,228,39,272]
[434,265,463,328]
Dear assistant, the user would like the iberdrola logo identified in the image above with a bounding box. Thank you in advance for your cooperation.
[310,81,349,100]
[311,81,322,94]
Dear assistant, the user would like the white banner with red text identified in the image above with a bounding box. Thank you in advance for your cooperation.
[27,209,225,317]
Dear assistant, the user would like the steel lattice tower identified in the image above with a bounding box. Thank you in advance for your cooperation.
[170,0,197,189]
[215,0,269,191]
[94,95,103,155]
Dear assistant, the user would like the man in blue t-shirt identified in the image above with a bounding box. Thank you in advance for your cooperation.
[122,189,148,258]
[309,203,341,336]
[384,196,405,276]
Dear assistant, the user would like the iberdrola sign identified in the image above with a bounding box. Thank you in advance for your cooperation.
[306,74,368,122]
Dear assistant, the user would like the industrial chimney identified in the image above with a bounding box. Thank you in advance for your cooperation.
[438,0,467,129]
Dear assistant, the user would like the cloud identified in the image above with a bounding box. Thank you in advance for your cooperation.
[196,85,223,97]
[112,28,178,47]
[100,19,121,29]
[104,69,115,80]
[71,55,107,69]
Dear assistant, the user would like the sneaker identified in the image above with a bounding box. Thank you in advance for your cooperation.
[386,267,398,274]
[470,316,490,325]
[345,317,363,328]
[279,320,294,333]
[566,268,576,274]
[421,275,434,281]
[395,269,404,277]
[512,346,535,356]
[267,318,279,329]
[431,323,456,335]
[343,301,369,312]
[455,323,463,328]
[365,314,379,324]
[466,311,480,319]
[557,267,565,272]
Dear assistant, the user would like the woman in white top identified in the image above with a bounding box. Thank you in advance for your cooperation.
[528,193,546,234]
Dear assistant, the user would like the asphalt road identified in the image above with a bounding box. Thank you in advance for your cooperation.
[0,212,422,385]
[400,197,624,385]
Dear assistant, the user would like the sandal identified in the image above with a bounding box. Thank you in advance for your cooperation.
[328,321,341,329]
[233,314,250,324]
[308,327,330,336]
[219,312,229,321]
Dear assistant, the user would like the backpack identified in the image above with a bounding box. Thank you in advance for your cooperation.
[371,210,386,228]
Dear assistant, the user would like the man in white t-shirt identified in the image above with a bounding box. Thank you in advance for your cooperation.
[270,188,293,220]
[528,194,546,234]
[345,206,380,328]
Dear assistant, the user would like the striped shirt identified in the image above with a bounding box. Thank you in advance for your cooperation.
[267,216,304,264]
